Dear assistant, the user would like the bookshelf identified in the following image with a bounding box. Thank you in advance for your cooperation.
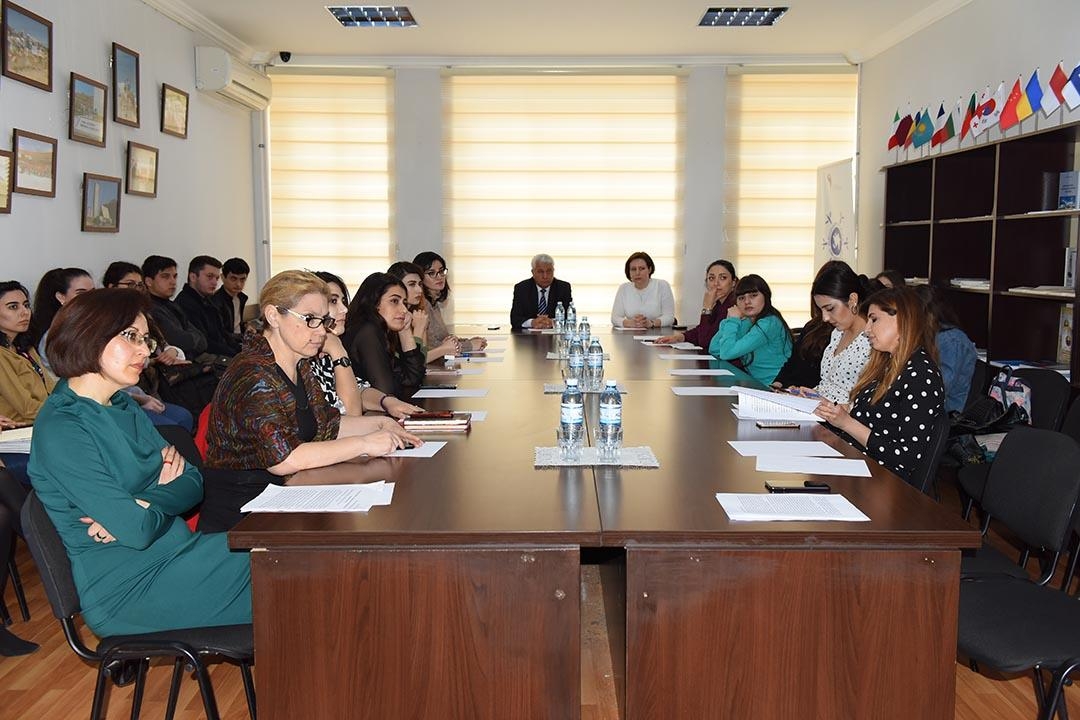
[883,121,1080,384]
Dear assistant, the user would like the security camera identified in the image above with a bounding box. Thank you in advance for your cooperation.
[279,51,292,63]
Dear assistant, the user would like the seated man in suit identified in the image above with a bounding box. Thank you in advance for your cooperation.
[175,255,241,357]
[212,257,250,337]
[511,254,573,330]
[142,255,208,360]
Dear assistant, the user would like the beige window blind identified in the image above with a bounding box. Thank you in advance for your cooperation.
[268,74,391,293]
[445,74,683,326]
[725,72,858,322]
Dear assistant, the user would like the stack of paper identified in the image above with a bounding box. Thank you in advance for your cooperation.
[0,426,32,454]
[715,493,870,522]
[241,481,395,513]
[402,413,472,433]
[733,387,822,422]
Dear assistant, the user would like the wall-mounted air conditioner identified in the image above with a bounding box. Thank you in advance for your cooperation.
[195,46,271,111]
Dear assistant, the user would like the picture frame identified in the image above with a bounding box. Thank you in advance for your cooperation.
[69,72,108,147]
[1,1,52,92]
[81,173,121,233]
[161,84,189,139]
[0,150,12,214]
[12,129,56,197]
[126,141,158,197]
[112,42,140,127]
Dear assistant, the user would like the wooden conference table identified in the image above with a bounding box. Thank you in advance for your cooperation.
[229,329,979,720]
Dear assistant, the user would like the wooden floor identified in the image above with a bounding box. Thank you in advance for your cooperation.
[1,481,1076,720]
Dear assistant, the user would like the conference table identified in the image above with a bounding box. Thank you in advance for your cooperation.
[229,329,979,720]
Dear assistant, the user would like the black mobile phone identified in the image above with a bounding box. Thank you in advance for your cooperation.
[429,384,458,390]
[764,480,832,494]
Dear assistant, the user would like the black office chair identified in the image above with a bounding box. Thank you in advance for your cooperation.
[957,427,1080,720]
[906,411,951,496]
[0,467,30,624]
[1013,368,1071,431]
[1060,395,1080,445]
[20,491,256,720]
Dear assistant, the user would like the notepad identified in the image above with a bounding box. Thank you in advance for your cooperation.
[715,493,870,522]
[241,482,395,513]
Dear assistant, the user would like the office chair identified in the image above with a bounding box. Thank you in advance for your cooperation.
[0,467,30,624]
[20,491,256,720]
[906,412,951,496]
[1013,368,1071,431]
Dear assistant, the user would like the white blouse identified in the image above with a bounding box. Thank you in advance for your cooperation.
[816,328,871,404]
[611,279,676,327]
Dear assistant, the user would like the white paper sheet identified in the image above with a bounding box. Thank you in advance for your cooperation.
[241,482,395,513]
[671,386,738,396]
[734,387,823,422]
[657,353,714,360]
[0,426,32,454]
[413,388,490,398]
[426,368,484,376]
[755,455,871,477]
[727,441,842,458]
[525,328,560,334]
[669,368,733,376]
[668,342,703,351]
[459,410,488,422]
[389,441,447,458]
[458,356,503,363]
[633,335,664,341]
[715,493,870,522]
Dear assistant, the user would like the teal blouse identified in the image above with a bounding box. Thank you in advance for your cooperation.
[28,380,250,636]
[710,315,793,386]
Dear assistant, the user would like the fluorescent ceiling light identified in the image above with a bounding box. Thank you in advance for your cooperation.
[699,7,789,27]
[326,6,417,28]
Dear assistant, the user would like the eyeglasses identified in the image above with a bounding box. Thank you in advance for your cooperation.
[278,306,336,330]
[424,268,448,278]
[116,280,146,290]
[118,329,158,354]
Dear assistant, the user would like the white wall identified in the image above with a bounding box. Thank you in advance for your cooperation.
[0,0,257,291]
[856,0,1080,275]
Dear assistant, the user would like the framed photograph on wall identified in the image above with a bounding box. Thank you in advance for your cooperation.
[126,141,158,197]
[81,173,121,233]
[12,129,56,197]
[1,1,53,92]
[161,84,189,139]
[0,150,12,214]
[69,72,107,147]
[112,42,140,127]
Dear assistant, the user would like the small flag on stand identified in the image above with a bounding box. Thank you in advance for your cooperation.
[903,110,919,148]
[887,109,901,150]
[1024,69,1044,121]
[1046,62,1069,115]
[1064,62,1080,110]
[931,103,955,147]
[972,83,1004,137]
[999,78,1024,131]
[912,108,934,148]
[960,92,977,140]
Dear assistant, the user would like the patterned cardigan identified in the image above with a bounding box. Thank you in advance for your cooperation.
[206,334,340,470]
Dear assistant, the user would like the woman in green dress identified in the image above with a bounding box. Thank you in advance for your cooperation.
[27,289,250,636]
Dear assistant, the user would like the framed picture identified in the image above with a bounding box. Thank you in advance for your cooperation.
[69,72,107,147]
[81,173,121,233]
[12,129,56,197]
[1,1,52,91]
[112,43,140,127]
[161,84,189,139]
[126,141,158,197]
[0,150,12,214]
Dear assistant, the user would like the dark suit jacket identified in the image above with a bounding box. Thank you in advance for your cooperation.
[510,277,573,330]
[175,284,241,356]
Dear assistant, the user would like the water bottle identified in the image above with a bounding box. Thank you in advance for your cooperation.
[566,302,577,331]
[598,379,623,461]
[559,378,585,460]
[567,333,585,380]
[563,323,575,361]
[578,316,591,340]
[585,336,604,391]
[554,301,565,327]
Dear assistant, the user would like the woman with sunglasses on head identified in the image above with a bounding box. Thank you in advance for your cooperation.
[814,287,944,484]
[343,272,428,400]
[310,270,423,419]
[27,289,251,636]
[198,271,419,533]
[657,259,737,348]
[709,274,793,385]
[413,251,487,354]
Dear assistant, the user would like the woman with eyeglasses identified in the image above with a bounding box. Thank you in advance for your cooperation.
[343,272,428,400]
[198,271,419,533]
[413,251,488,354]
[26,288,252,636]
[310,270,423,418]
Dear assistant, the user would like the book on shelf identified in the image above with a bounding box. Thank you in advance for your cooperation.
[1007,285,1075,298]
[904,277,929,285]
[1060,171,1078,210]
[401,412,472,433]
[1061,304,1073,364]
[950,277,990,290]
[1066,247,1076,288]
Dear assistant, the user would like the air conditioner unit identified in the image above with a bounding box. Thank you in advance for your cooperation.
[195,46,271,111]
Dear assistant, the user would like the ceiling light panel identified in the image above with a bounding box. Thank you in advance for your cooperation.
[698,7,788,27]
[326,6,417,28]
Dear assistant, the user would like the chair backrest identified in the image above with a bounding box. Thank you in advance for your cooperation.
[0,467,27,536]
[1060,395,1080,444]
[155,423,204,470]
[20,491,83,621]
[963,360,998,412]
[906,411,951,495]
[981,426,1080,553]
[194,404,212,461]
[1012,368,1070,431]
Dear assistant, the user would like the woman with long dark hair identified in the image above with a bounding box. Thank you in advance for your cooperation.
[657,259,737,348]
[814,287,944,483]
[413,251,487,353]
[709,274,793,385]
[913,284,976,413]
[30,267,94,362]
[0,281,54,428]
[343,272,427,399]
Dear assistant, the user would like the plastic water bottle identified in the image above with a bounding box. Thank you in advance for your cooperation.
[562,323,575,361]
[559,378,585,460]
[585,336,604,391]
[598,380,623,461]
[554,302,565,335]
[566,302,577,331]
[567,333,585,380]
[578,316,591,340]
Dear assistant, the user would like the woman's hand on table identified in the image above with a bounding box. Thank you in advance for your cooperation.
[655,332,685,344]
[378,418,423,446]
[813,399,851,430]
[383,396,424,419]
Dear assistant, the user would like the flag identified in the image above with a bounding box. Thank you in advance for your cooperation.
[960,92,977,140]
[903,110,919,148]
[999,78,1023,131]
[931,101,956,146]
[1046,62,1068,115]
[887,109,901,150]
[972,83,1004,137]
[894,112,914,149]
[1024,69,1044,120]
[1065,62,1080,110]
[912,107,934,148]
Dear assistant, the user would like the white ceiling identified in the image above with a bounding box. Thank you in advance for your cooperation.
[150,0,971,66]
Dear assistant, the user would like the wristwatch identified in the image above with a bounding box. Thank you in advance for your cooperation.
[331,356,352,369]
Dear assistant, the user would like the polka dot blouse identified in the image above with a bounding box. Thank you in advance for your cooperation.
[846,347,944,483]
